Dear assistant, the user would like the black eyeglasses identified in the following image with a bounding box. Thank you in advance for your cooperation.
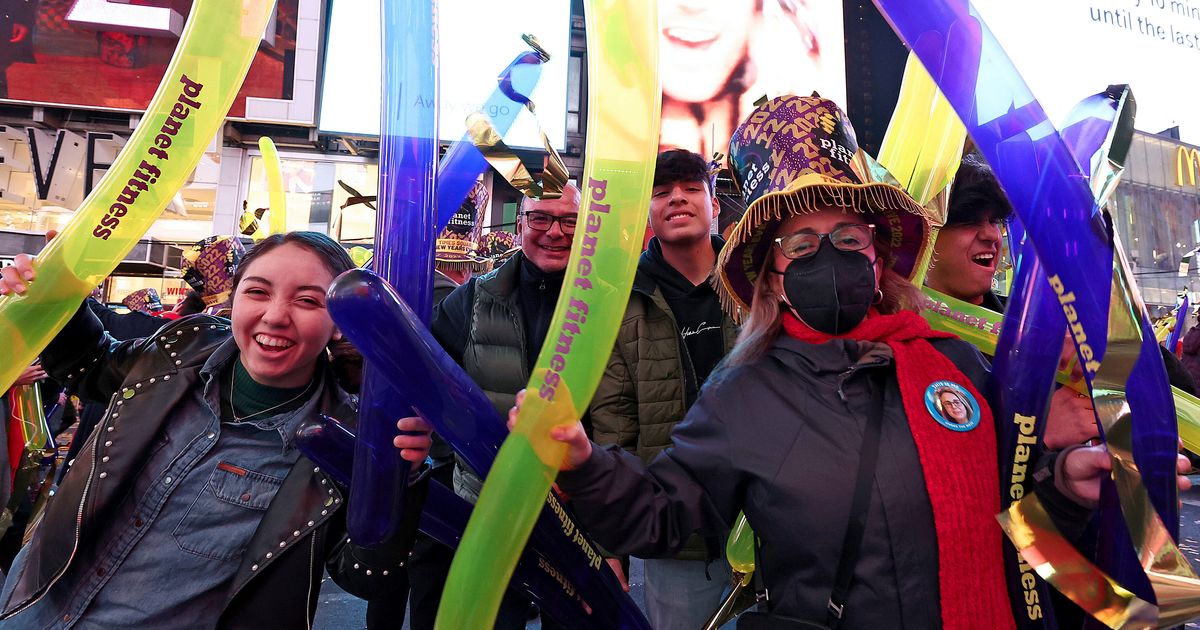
[774,224,875,260]
[521,210,577,235]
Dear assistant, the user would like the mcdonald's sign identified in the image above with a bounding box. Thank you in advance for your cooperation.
[1179,146,1200,187]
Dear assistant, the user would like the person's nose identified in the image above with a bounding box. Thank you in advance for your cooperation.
[260,299,292,327]
[979,221,1002,244]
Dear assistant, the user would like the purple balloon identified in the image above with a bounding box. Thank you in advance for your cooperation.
[436,50,544,231]
[872,0,1179,539]
[326,268,651,629]
[294,415,599,628]
[348,0,439,548]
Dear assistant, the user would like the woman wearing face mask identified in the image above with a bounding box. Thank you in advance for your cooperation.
[523,96,1192,629]
[0,232,433,629]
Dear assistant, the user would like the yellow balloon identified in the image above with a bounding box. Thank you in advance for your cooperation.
[435,0,661,626]
[259,136,288,237]
[0,0,275,393]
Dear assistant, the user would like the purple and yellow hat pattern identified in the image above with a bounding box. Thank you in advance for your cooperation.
[181,235,246,308]
[122,288,163,313]
[436,180,493,272]
[717,94,933,317]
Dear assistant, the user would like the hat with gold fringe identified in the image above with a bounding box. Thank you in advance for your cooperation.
[435,180,493,272]
[717,94,933,318]
[122,288,163,313]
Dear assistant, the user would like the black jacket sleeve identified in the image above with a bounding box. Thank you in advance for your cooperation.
[42,301,153,404]
[557,387,742,559]
[430,279,476,366]
[325,466,431,598]
[86,298,169,341]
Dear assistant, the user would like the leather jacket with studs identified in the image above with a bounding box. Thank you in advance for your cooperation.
[0,303,427,629]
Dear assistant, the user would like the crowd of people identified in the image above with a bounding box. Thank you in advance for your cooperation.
[0,93,1194,630]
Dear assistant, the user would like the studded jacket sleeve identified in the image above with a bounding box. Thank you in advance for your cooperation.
[324,465,430,599]
[41,301,154,405]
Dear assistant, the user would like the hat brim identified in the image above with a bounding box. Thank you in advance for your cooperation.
[435,253,494,273]
[716,173,932,319]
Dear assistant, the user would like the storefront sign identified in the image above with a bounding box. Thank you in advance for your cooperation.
[0,126,124,208]
[1178,146,1200,188]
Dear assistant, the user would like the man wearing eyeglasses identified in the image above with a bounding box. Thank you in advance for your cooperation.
[420,184,582,629]
[588,149,738,630]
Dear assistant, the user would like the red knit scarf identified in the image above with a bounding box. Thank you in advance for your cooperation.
[782,310,1015,630]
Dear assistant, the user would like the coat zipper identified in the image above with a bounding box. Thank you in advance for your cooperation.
[6,393,114,617]
[305,532,317,630]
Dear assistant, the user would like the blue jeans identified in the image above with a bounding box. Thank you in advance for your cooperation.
[643,558,733,630]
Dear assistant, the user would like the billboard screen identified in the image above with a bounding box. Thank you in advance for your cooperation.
[657,0,846,157]
[0,0,320,124]
[319,1,846,156]
[319,0,571,149]
[973,0,1200,143]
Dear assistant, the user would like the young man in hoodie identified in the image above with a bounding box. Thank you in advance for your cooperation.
[589,149,738,630]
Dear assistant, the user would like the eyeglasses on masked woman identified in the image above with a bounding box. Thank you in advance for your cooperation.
[773,224,875,260]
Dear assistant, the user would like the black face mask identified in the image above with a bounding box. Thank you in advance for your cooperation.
[777,243,877,335]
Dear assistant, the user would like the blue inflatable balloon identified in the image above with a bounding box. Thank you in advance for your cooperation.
[347,0,439,548]
[326,268,651,629]
[436,50,544,231]
[295,415,612,628]
[873,0,1179,538]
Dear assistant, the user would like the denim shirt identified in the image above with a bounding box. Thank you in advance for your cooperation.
[3,339,320,630]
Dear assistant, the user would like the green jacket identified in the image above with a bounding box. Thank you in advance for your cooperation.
[589,264,737,560]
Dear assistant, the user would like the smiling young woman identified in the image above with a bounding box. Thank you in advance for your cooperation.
[0,231,433,628]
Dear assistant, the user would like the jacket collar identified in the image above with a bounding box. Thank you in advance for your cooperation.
[633,235,725,297]
[770,334,893,375]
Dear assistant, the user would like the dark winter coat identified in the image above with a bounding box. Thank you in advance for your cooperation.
[430,251,563,501]
[589,242,736,561]
[559,334,1087,628]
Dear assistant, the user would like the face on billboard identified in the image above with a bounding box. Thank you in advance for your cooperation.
[658,0,847,158]
[972,0,1199,143]
[0,0,314,123]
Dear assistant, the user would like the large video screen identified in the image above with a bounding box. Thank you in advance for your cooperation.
[0,0,316,123]
[319,1,846,156]
[973,0,1200,143]
[657,0,846,157]
[319,0,571,149]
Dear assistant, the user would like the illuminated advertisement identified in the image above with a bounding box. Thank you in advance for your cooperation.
[319,0,571,149]
[318,0,844,158]
[657,0,846,157]
[973,0,1200,143]
[0,0,320,124]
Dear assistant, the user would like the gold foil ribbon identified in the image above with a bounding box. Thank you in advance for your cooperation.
[468,110,568,200]
[999,85,1200,628]
[465,37,568,201]
[1002,239,1200,628]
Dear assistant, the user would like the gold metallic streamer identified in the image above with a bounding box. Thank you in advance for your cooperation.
[1000,85,1200,628]
[467,103,568,200]
[997,495,1157,629]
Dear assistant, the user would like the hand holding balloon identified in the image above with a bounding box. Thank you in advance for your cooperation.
[0,253,37,297]
[14,364,47,387]
[507,389,591,471]
[393,416,434,470]
[1059,445,1192,507]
